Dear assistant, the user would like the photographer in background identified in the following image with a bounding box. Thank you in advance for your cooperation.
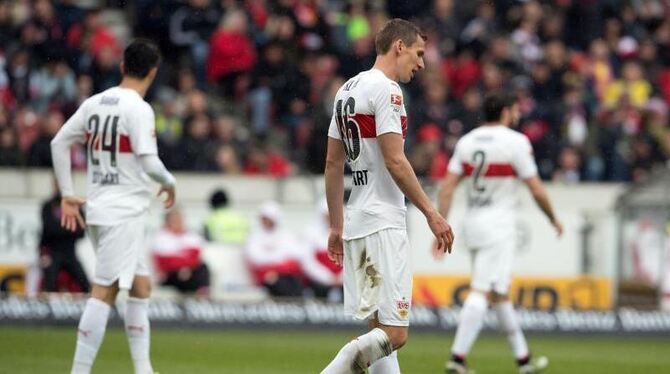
[39,180,90,293]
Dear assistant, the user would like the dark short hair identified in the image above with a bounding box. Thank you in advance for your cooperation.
[210,189,229,209]
[483,91,517,122]
[123,39,160,79]
[375,18,426,55]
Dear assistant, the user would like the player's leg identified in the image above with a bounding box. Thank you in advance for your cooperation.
[368,315,402,374]
[126,275,154,374]
[123,215,154,374]
[447,247,496,374]
[71,282,119,374]
[321,232,402,373]
[491,244,547,374]
[71,225,119,374]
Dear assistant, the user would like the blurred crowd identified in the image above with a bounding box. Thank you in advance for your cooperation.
[2,0,670,182]
[37,186,342,301]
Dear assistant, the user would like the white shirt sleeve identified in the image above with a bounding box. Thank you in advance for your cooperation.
[447,141,464,175]
[140,154,176,187]
[128,103,158,156]
[373,81,404,136]
[513,135,538,179]
[50,104,87,197]
[327,113,341,140]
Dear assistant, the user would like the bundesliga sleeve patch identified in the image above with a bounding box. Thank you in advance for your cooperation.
[391,94,402,106]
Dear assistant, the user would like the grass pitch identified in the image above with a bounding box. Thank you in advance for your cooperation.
[1,326,669,373]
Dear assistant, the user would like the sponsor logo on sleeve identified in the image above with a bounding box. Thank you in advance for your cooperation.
[391,94,403,106]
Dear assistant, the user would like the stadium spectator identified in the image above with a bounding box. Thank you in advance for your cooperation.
[39,182,90,293]
[245,201,303,298]
[28,56,76,113]
[206,9,256,99]
[169,0,220,87]
[204,189,249,246]
[151,207,210,296]
[0,125,22,166]
[0,0,667,182]
[300,199,342,302]
[28,109,63,167]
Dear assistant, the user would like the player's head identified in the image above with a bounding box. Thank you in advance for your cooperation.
[209,189,229,209]
[375,18,426,83]
[483,91,519,127]
[121,39,161,82]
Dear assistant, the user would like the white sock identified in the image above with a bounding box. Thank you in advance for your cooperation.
[369,350,400,373]
[451,292,488,357]
[71,298,111,374]
[321,328,393,374]
[495,301,529,360]
[125,297,154,374]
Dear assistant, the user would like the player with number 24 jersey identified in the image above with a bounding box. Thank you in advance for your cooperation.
[57,86,159,226]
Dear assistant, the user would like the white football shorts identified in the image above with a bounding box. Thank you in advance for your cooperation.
[343,228,412,327]
[469,233,516,294]
[86,214,150,290]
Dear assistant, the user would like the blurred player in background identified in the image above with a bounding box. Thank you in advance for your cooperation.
[322,19,454,374]
[435,92,563,374]
[50,39,176,374]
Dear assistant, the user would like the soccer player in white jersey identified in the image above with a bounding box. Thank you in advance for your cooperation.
[50,39,176,374]
[435,92,563,374]
[321,19,454,374]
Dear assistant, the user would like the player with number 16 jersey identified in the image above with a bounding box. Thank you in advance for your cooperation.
[327,68,408,240]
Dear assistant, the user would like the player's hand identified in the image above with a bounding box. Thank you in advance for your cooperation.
[157,185,176,209]
[432,238,446,261]
[327,229,344,267]
[427,211,454,254]
[552,218,564,237]
[60,196,86,232]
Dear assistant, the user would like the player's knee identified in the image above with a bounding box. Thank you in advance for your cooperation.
[91,283,119,305]
[129,275,152,298]
[384,328,408,350]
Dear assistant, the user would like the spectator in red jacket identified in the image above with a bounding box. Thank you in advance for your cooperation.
[151,207,210,295]
[206,9,256,99]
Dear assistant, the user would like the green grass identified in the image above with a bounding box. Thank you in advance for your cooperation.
[1,327,669,373]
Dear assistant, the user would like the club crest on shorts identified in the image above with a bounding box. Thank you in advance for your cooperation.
[396,298,410,319]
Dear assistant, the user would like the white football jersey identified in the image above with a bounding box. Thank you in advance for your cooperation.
[448,125,538,248]
[58,87,158,225]
[328,69,408,240]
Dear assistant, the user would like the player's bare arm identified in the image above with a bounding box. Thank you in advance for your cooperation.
[324,137,346,266]
[378,132,454,253]
[433,172,463,259]
[524,176,563,236]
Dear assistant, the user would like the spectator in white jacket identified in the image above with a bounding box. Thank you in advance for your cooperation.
[245,201,303,297]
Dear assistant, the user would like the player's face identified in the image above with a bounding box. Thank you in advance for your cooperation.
[397,36,425,83]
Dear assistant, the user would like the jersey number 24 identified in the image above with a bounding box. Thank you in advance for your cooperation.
[87,114,120,167]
